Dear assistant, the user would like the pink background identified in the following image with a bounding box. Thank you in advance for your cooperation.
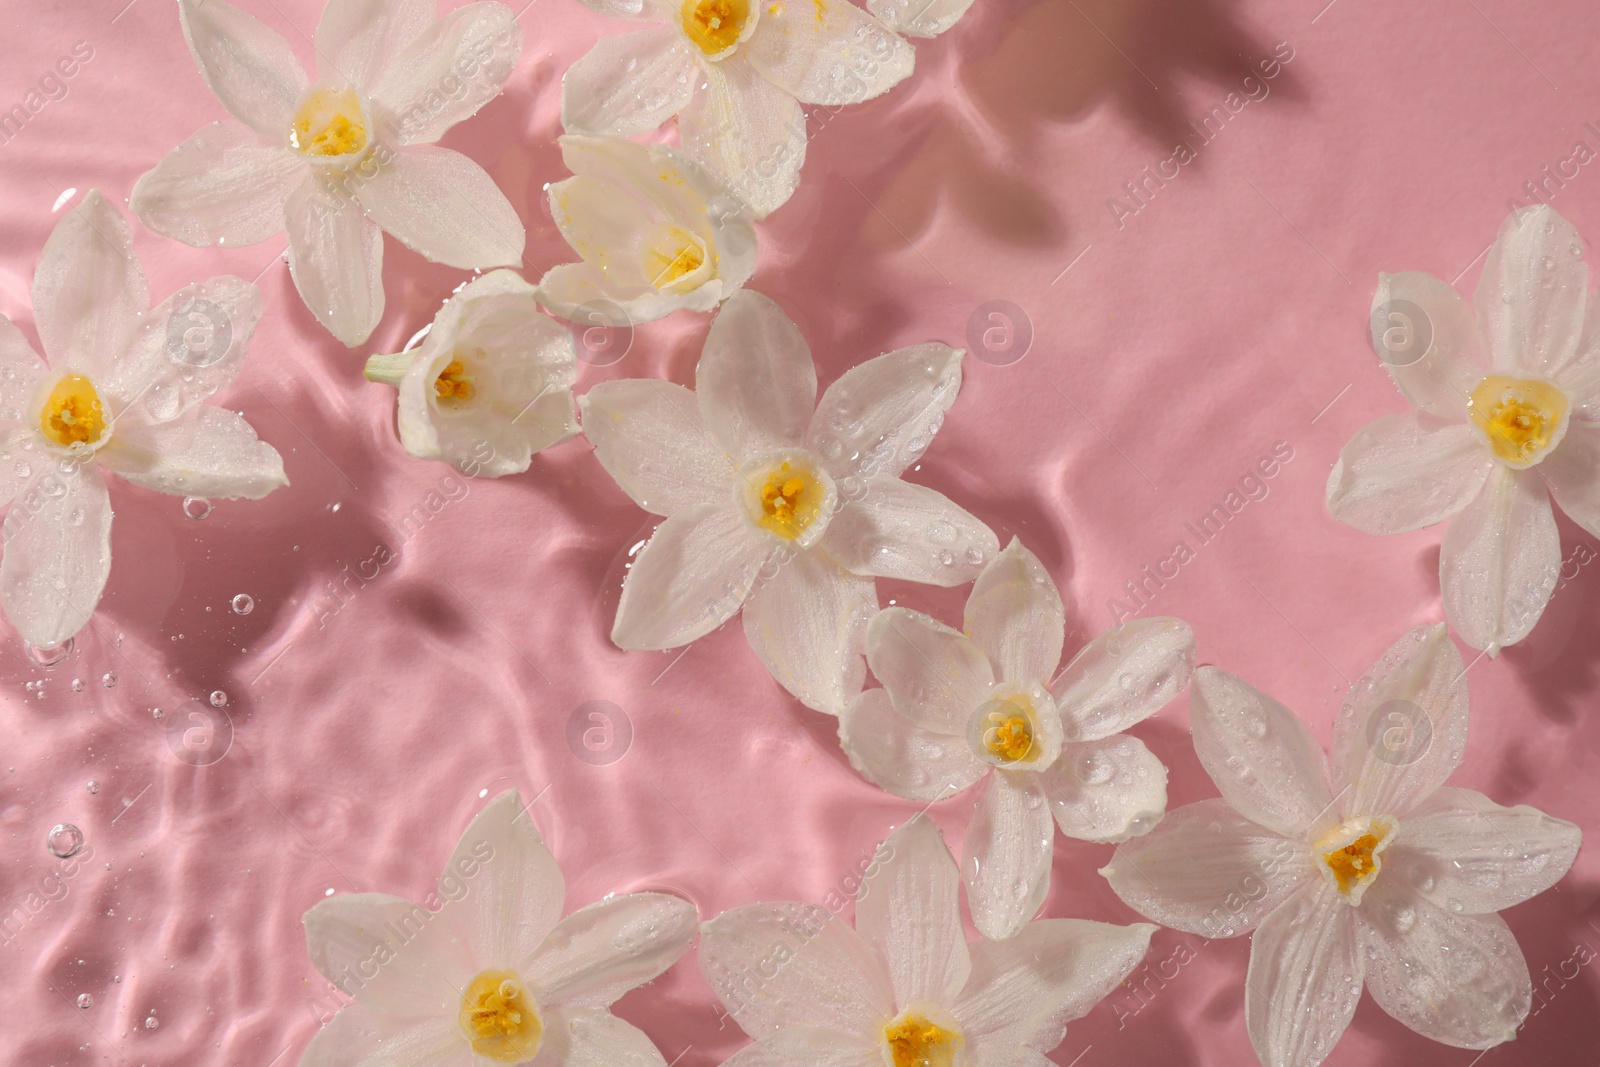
[1,0,1599,1064]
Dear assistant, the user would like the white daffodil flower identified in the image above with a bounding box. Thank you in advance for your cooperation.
[1327,203,1600,654]
[559,0,914,217]
[364,270,578,476]
[1102,624,1581,1067]
[131,0,526,347]
[700,814,1156,1067]
[579,290,997,715]
[536,135,757,325]
[838,538,1193,940]
[300,790,699,1067]
[0,190,285,649]
[866,0,974,39]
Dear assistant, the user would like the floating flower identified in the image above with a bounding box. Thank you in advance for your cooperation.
[0,190,285,648]
[700,814,1155,1067]
[364,271,578,476]
[536,135,757,325]
[866,0,974,38]
[580,290,995,714]
[301,789,699,1067]
[1327,203,1600,653]
[131,0,526,346]
[1102,624,1581,1067]
[560,0,914,217]
[838,539,1193,939]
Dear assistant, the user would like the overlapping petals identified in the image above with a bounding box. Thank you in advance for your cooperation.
[1102,624,1581,1067]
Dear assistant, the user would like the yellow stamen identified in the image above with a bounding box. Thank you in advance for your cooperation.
[982,707,1034,763]
[681,0,750,53]
[39,374,107,448]
[1315,817,1395,902]
[644,227,708,290]
[884,1012,962,1067]
[1469,375,1568,467]
[290,87,369,159]
[459,970,542,1064]
[434,356,476,403]
[757,462,820,540]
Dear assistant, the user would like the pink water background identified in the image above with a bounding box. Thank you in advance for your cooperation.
[1,0,1599,1064]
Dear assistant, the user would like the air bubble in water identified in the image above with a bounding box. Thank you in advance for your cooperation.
[71,678,85,692]
[151,707,165,720]
[144,1015,159,1030]
[102,672,116,688]
[209,690,227,708]
[77,994,92,1009]
[48,823,85,858]
[86,780,100,795]
[183,496,212,520]
[231,594,254,615]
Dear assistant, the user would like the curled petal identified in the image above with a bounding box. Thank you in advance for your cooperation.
[838,688,986,803]
[699,902,894,1036]
[612,504,769,650]
[1189,666,1335,840]
[285,179,385,346]
[98,406,287,500]
[0,462,113,648]
[440,789,565,971]
[1325,413,1493,535]
[822,475,996,585]
[130,122,303,249]
[1369,271,1489,419]
[355,146,524,270]
[808,343,963,479]
[962,772,1053,941]
[368,1,521,145]
[1245,881,1363,1067]
[179,0,308,136]
[33,190,148,379]
[561,29,699,136]
[303,892,471,1016]
[1329,623,1470,821]
[741,546,875,715]
[1100,799,1309,939]
[1475,204,1589,378]
[1050,617,1194,742]
[697,291,816,460]
[1439,465,1560,654]
[864,607,993,733]
[523,892,698,1008]
[855,815,971,1010]
[962,538,1064,687]
[1042,734,1166,844]
[678,57,806,218]
[580,379,735,514]
[743,0,913,106]
[1359,880,1530,1049]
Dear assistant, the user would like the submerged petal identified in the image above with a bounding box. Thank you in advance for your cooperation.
[697,291,816,459]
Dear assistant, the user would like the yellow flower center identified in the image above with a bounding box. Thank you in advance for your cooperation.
[644,226,708,290]
[434,355,477,404]
[883,1012,962,1067]
[1315,816,1395,904]
[40,374,107,448]
[459,970,542,1064]
[290,86,370,159]
[980,704,1033,763]
[681,0,750,53]
[1468,375,1569,467]
[755,461,824,540]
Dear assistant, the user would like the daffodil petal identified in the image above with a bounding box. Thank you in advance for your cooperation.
[1325,413,1493,535]
[1439,465,1560,653]
[303,892,472,1016]
[368,1,521,145]
[1099,798,1309,938]
[1539,421,1600,538]
[315,0,433,91]
[179,0,309,136]
[355,146,524,270]
[1189,666,1335,839]
[301,1005,468,1067]
[560,29,698,136]
[0,461,112,649]
[534,1007,670,1067]
[837,688,987,802]
[863,606,993,733]
[440,789,566,972]
[1369,271,1489,419]
[285,179,385,346]
[700,902,894,1036]
[579,380,736,514]
[98,406,286,500]
[962,538,1064,688]
[1042,735,1166,844]
[1358,880,1530,1049]
[953,918,1155,1050]
[0,321,44,508]
[962,771,1053,942]
[33,190,148,380]
[822,475,996,585]
[808,343,963,479]
[1049,617,1194,743]
[867,0,974,38]
[678,57,806,218]
[130,122,303,249]
[1244,880,1362,1067]
[855,815,971,1009]
[740,547,874,715]
[697,290,816,459]
[1329,623,1470,821]
[717,1028,882,1067]
[613,504,769,650]
[1475,204,1589,378]
[743,0,912,106]
[1383,787,1580,914]
[523,892,697,1008]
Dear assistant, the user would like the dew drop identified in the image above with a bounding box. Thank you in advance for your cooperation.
[48,823,85,859]
[77,994,92,1009]
[86,780,100,795]
[144,1015,159,1030]
[151,707,165,720]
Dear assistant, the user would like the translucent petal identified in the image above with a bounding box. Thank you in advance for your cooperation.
[719,1028,882,1067]
[1325,413,1493,534]
[32,190,148,379]
[855,815,970,1011]
[580,379,735,514]
[368,2,521,145]
[98,406,286,500]
[837,688,987,803]
[0,462,113,648]
[863,607,993,733]
[1474,204,1589,378]
[741,546,875,715]
[303,892,472,1016]
[1369,271,1489,419]
[963,537,1064,687]
[355,146,524,270]
[1244,881,1362,1067]
[962,772,1053,941]
[697,290,816,460]
[179,0,308,136]
[301,1006,469,1067]
[1439,465,1560,653]
[438,789,565,971]
[743,0,913,106]
[284,179,385,346]
[822,475,996,585]
[560,29,698,136]
[808,343,963,480]
[1042,734,1167,844]
[677,57,806,218]
[1049,617,1194,743]
[522,892,697,1007]
[867,0,974,38]
[612,504,770,650]
[106,274,263,421]
[1538,421,1600,538]
[130,122,303,249]
[315,0,433,91]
